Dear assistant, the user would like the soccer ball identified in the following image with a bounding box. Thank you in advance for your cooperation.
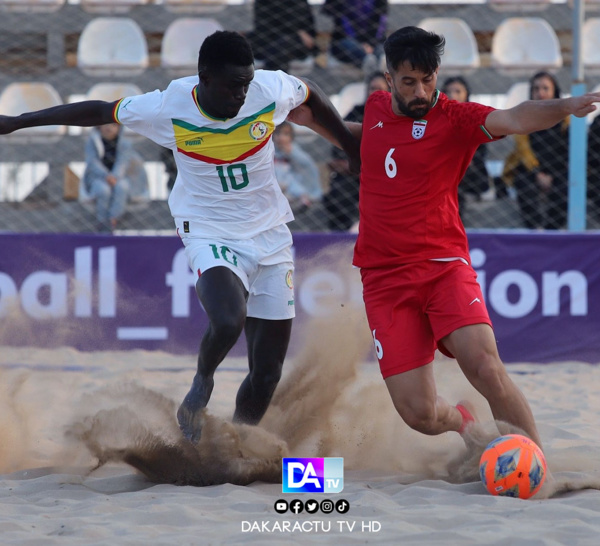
[479,434,547,499]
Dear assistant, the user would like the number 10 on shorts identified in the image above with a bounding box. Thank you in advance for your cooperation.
[282,457,344,493]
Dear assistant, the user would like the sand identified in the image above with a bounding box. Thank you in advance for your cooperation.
[2,315,600,545]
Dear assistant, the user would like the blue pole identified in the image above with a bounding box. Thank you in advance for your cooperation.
[568,0,586,231]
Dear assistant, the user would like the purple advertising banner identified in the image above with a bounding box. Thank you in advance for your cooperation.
[0,231,599,363]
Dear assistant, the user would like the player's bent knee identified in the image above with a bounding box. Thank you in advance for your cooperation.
[212,315,245,342]
[398,405,438,435]
[252,367,283,392]
[471,360,510,398]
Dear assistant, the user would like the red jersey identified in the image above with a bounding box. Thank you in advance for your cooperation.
[353,90,497,268]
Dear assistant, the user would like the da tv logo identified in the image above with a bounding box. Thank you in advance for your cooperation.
[282,458,344,493]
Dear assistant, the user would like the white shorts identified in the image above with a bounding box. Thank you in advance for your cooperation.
[179,224,295,320]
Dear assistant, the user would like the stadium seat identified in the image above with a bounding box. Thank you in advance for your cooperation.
[491,17,562,76]
[77,17,149,77]
[85,82,143,102]
[583,18,600,74]
[470,93,507,109]
[162,0,228,14]
[418,18,480,73]
[161,17,224,76]
[335,82,366,118]
[503,81,530,109]
[80,0,150,13]
[0,82,65,142]
[487,0,551,12]
[0,0,64,12]
[85,82,144,138]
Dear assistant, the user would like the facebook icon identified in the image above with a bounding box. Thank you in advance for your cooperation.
[282,457,344,493]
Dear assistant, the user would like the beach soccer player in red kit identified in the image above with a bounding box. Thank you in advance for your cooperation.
[291,26,600,450]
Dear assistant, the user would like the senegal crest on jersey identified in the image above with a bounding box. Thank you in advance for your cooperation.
[172,102,276,164]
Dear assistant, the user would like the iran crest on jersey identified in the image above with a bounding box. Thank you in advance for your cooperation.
[412,120,427,139]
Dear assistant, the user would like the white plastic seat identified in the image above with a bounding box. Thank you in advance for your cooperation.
[470,93,507,109]
[335,82,366,118]
[85,82,143,102]
[0,82,65,142]
[503,81,530,109]
[77,17,149,77]
[84,83,144,139]
[162,0,228,14]
[491,17,562,76]
[418,18,480,72]
[161,17,224,76]
[0,0,65,12]
[583,18,600,74]
[80,0,149,13]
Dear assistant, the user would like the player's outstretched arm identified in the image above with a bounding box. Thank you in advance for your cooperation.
[302,78,361,173]
[485,91,600,137]
[0,100,118,135]
[287,104,362,145]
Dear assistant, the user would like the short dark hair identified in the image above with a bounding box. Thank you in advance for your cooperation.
[441,76,471,101]
[529,71,561,99]
[383,26,445,74]
[198,30,254,75]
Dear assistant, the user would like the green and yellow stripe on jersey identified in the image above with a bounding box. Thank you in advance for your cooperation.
[170,101,276,164]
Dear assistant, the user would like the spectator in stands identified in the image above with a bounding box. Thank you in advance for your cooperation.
[321,0,388,73]
[323,71,389,230]
[83,123,148,232]
[587,115,600,217]
[247,0,317,72]
[273,121,322,212]
[441,76,492,216]
[500,71,569,229]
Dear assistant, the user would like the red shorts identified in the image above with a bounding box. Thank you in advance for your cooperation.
[360,260,492,379]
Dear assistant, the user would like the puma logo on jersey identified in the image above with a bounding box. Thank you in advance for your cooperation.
[469,297,481,306]
[370,121,384,130]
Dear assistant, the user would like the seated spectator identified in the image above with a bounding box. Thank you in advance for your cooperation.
[273,121,322,212]
[247,0,316,72]
[588,115,600,217]
[323,71,389,230]
[441,76,492,216]
[83,123,148,232]
[500,72,569,230]
[321,0,388,73]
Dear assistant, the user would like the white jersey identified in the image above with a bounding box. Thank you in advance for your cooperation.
[113,70,309,239]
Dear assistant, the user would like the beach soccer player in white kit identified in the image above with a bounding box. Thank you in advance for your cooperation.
[0,31,360,442]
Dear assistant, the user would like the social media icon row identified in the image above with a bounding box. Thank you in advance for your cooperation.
[274,499,350,515]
